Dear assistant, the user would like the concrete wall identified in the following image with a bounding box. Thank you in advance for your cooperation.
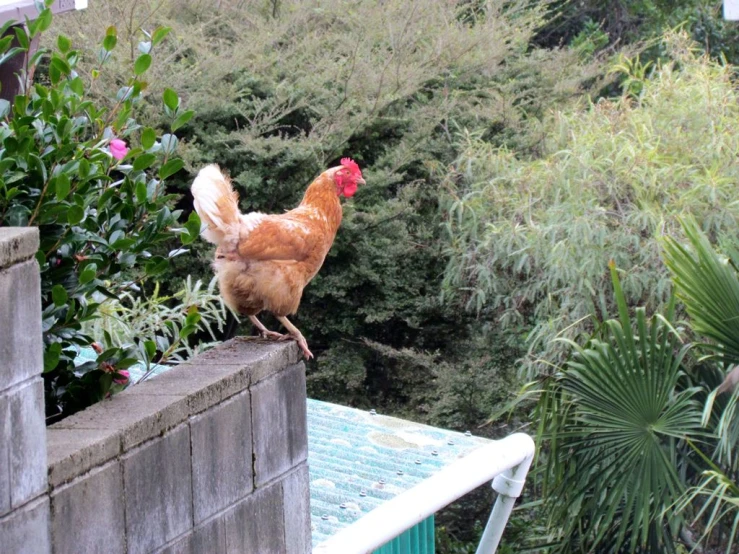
[0,228,312,554]
[0,228,50,554]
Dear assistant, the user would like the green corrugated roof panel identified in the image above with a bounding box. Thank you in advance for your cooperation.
[307,399,492,552]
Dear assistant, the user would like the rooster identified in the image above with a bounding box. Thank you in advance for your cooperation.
[190,158,365,359]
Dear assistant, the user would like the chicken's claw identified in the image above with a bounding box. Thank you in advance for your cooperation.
[276,315,314,359]
[294,335,314,360]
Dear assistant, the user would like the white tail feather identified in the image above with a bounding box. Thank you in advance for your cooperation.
[191,164,241,245]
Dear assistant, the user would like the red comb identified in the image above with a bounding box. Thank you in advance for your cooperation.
[340,157,361,176]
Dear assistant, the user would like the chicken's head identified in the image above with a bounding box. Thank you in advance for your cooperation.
[334,157,365,198]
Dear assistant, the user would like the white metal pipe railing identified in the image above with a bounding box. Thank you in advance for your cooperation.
[313,432,536,554]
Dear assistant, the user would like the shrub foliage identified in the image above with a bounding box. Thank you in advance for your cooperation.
[443,35,739,377]
[0,2,199,419]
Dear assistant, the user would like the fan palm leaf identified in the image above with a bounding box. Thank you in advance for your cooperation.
[539,262,703,553]
[662,218,739,365]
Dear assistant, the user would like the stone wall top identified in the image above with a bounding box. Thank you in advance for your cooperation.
[0,228,39,270]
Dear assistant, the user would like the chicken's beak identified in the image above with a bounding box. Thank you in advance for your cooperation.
[357,177,366,185]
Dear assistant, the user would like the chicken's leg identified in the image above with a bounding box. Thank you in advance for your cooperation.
[276,316,313,359]
[249,315,286,340]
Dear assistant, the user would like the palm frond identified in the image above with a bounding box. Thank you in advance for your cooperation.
[538,262,703,552]
[662,217,739,365]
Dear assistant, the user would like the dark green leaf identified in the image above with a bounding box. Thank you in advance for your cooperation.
[116,358,139,370]
[185,211,201,237]
[141,127,156,149]
[99,372,114,396]
[103,34,117,51]
[135,180,147,203]
[13,26,29,50]
[133,54,151,76]
[158,158,183,180]
[50,55,71,76]
[57,34,71,53]
[145,257,168,276]
[52,284,68,307]
[171,110,195,132]
[55,174,70,200]
[44,342,62,373]
[36,8,53,33]
[180,324,197,339]
[67,205,84,224]
[0,36,14,54]
[162,88,179,112]
[79,264,97,285]
[133,153,156,172]
[144,340,156,360]
[69,76,84,96]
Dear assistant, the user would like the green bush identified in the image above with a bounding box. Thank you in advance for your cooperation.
[531,222,739,553]
[533,263,702,553]
[49,0,604,420]
[443,34,739,378]
[0,2,200,420]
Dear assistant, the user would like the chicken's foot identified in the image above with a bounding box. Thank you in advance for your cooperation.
[276,316,314,359]
[249,315,286,340]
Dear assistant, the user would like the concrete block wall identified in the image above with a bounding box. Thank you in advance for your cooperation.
[0,228,312,554]
[47,339,311,554]
[0,228,50,554]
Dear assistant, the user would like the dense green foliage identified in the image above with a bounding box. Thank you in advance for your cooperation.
[539,0,739,64]
[51,0,602,426]
[443,37,739,377]
[664,221,739,551]
[535,264,702,552]
[0,2,204,419]
[14,0,739,552]
[534,221,739,553]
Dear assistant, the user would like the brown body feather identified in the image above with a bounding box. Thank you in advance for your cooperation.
[210,170,343,317]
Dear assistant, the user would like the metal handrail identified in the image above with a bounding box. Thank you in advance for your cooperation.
[313,433,535,554]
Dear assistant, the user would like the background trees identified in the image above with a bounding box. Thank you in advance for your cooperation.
[1,0,737,551]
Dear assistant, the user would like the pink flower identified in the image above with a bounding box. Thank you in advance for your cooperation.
[113,370,130,385]
[110,138,128,161]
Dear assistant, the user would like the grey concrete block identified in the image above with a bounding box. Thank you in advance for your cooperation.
[123,425,193,554]
[0,496,50,554]
[282,463,312,554]
[0,227,38,270]
[225,482,285,554]
[124,362,249,417]
[191,518,228,554]
[156,518,227,554]
[50,461,125,554]
[194,338,300,385]
[0,260,42,392]
[251,363,308,486]
[51,391,188,452]
[190,391,253,524]
[0,409,9,515]
[126,339,299,415]
[46,428,122,489]
[0,379,47,512]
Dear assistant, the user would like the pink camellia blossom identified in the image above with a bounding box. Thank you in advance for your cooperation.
[113,370,130,385]
[109,138,128,161]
